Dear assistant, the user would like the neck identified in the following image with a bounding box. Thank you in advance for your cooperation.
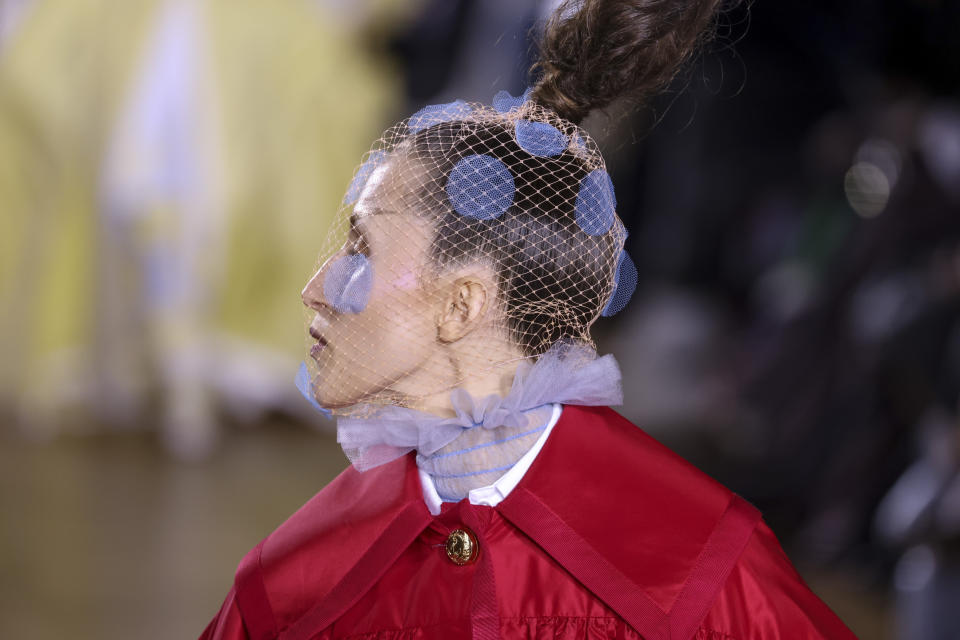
[394,331,551,501]
[417,403,555,501]
[386,328,526,417]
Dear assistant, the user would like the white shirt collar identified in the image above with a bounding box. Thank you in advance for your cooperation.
[418,403,562,516]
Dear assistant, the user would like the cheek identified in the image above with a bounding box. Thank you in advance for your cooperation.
[365,287,436,360]
[389,269,419,291]
[323,284,436,385]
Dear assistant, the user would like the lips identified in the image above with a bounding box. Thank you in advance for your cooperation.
[309,327,329,360]
[310,340,328,359]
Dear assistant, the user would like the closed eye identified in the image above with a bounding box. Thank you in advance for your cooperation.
[347,227,369,256]
[347,213,372,256]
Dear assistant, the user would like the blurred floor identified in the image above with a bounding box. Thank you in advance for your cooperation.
[0,421,345,640]
[0,421,892,640]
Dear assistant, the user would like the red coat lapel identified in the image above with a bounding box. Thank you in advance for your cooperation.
[499,405,760,640]
[235,454,432,640]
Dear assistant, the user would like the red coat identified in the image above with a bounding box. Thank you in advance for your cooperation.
[201,405,857,639]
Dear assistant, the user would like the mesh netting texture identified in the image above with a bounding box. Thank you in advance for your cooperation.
[300,92,635,417]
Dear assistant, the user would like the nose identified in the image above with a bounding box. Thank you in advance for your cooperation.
[301,268,326,311]
[301,253,374,314]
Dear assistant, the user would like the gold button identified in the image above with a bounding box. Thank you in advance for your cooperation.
[445,528,478,565]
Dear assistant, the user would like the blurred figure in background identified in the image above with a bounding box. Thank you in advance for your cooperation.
[0,0,395,457]
[0,0,33,46]
[590,1,960,636]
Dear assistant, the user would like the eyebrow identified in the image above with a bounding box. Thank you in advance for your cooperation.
[351,204,388,222]
[350,205,391,229]
[349,213,368,231]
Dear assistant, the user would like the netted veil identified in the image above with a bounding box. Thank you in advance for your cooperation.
[298,94,636,421]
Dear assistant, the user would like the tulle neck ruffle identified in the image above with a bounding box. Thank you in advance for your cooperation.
[336,342,623,471]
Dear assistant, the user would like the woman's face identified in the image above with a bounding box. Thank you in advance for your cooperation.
[301,163,441,408]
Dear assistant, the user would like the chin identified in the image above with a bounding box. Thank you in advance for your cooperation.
[313,388,362,410]
[312,377,388,410]
[312,358,429,410]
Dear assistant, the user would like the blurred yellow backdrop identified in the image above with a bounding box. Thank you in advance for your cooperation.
[0,0,400,449]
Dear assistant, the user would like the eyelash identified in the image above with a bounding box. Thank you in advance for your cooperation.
[347,233,369,256]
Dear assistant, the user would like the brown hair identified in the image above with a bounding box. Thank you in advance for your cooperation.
[386,0,729,356]
[400,0,730,354]
[531,0,728,124]
[410,115,617,355]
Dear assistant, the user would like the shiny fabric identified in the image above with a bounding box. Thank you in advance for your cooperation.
[201,406,857,640]
[326,500,655,639]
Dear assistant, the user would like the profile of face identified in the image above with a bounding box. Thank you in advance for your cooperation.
[300,158,499,409]
[300,104,629,411]
[301,161,434,407]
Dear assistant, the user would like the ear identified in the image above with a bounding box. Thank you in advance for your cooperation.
[437,276,490,343]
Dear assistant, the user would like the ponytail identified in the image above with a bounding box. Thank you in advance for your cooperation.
[531,0,728,124]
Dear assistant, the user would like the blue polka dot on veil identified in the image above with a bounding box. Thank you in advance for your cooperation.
[493,88,532,113]
[296,362,332,417]
[602,250,637,317]
[408,100,472,133]
[575,169,616,236]
[343,151,387,205]
[446,154,516,220]
[323,253,373,314]
[515,120,567,157]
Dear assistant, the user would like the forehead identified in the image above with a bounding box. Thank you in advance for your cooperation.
[353,165,390,217]
[352,154,432,220]
[346,162,433,254]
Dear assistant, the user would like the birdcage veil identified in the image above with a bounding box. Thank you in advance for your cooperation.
[298,93,636,418]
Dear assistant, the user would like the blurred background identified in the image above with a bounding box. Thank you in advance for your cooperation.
[1,0,958,638]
